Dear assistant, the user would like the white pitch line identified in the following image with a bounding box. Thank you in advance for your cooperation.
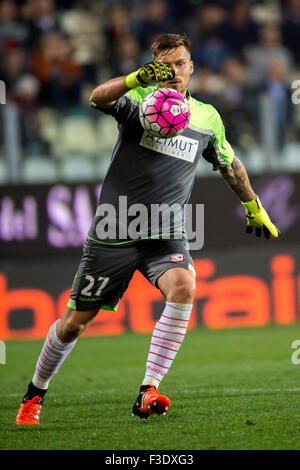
[181,387,300,394]
[0,389,116,398]
[2,387,300,398]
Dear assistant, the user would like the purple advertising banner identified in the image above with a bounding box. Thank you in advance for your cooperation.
[0,174,299,259]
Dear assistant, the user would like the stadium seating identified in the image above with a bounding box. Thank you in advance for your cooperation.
[22,156,58,183]
[243,146,269,174]
[58,154,96,182]
[54,115,98,159]
[0,157,8,184]
[280,143,300,172]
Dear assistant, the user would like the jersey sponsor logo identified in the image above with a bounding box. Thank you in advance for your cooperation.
[170,253,185,263]
[140,131,198,163]
[79,296,99,302]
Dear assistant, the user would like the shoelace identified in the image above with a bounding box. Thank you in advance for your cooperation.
[20,395,42,417]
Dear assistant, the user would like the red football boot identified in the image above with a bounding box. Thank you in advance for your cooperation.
[16,395,43,425]
[132,385,170,419]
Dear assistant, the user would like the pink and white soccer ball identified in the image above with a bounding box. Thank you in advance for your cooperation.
[139,88,191,139]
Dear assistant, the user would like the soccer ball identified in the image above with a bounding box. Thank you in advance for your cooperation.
[139,88,191,139]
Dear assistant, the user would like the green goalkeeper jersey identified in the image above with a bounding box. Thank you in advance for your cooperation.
[88,86,234,245]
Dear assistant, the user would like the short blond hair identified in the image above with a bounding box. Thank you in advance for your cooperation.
[151,33,191,60]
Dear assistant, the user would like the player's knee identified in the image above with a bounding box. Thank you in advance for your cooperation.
[57,306,99,342]
[66,318,85,340]
[166,277,195,303]
[58,314,87,342]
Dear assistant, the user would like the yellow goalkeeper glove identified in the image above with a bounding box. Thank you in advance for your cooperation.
[241,195,281,239]
[125,61,175,89]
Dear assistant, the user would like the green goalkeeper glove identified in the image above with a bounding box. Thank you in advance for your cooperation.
[241,195,281,239]
[125,62,175,89]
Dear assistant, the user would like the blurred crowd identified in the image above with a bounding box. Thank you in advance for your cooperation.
[1,0,300,160]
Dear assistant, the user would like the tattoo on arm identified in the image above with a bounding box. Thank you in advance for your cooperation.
[219,156,255,202]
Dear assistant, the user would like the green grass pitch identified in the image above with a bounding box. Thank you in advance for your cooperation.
[1,324,300,450]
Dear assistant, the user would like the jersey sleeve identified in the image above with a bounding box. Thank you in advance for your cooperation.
[90,94,136,125]
[202,106,234,170]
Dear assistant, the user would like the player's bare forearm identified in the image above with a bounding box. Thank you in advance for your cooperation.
[219,156,255,202]
[90,76,129,108]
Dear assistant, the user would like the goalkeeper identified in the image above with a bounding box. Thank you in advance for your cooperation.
[16,33,280,425]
